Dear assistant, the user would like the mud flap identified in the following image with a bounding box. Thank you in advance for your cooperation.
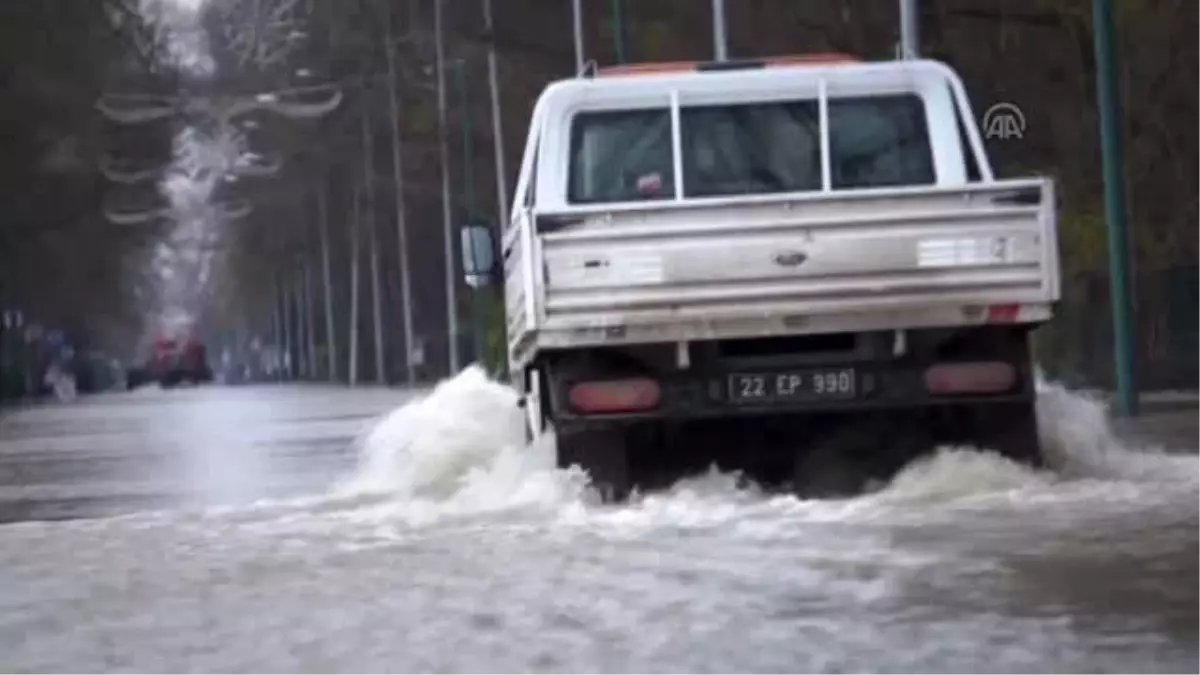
[521,368,546,444]
[970,399,1042,467]
[557,427,631,503]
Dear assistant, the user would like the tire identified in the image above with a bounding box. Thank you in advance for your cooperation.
[969,399,1042,467]
[557,427,631,503]
[792,432,868,500]
[930,328,1043,467]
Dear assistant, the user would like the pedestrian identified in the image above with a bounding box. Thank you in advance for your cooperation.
[43,356,76,403]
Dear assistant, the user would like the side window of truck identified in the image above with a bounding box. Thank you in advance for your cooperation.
[568,108,674,203]
[827,94,935,189]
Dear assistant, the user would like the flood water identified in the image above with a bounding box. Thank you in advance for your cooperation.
[0,370,1195,673]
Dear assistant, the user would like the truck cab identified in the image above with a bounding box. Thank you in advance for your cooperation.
[491,55,1060,501]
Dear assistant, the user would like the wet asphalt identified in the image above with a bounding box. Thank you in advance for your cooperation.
[0,384,416,524]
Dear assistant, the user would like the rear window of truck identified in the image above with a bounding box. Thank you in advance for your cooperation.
[568,108,674,204]
[567,93,935,203]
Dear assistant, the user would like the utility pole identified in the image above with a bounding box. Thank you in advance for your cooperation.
[361,100,386,384]
[434,0,460,374]
[572,0,585,74]
[1092,0,1139,416]
[383,0,417,385]
[899,0,920,59]
[712,0,728,61]
[483,0,508,221]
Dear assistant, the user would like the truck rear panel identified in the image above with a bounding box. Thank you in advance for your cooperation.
[509,178,1057,357]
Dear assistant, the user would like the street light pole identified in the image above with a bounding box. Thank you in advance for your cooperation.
[611,0,627,64]
[361,101,386,385]
[270,277,282,379]
[347,182,362,387]
[454,62,476,229]
[899,0,920,59]
[317,182,337,382]
[303,261,316,381]
[572,0,585,74]
[383,0,417,385]
[482,0,508,221]
[434,0,461,375]
[279,272,292,380]
[712,0,728,62]
[451,61,486,367]
[1092,0,1139,416]
[295,268,308,378]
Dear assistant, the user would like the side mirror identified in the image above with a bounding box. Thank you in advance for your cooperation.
[461,223,498,289]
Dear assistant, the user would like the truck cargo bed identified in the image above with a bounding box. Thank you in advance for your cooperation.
[507,178,1059,356]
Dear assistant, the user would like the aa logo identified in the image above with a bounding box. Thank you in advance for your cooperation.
[981,102,1026,140]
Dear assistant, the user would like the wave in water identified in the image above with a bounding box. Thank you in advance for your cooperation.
[331,366,1195,526]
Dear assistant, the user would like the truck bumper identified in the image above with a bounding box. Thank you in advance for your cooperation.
[542,326,1038,432]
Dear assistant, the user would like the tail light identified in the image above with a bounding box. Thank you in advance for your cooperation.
[923,362,1016,395]
[568,378,661,414]
[986,304,1020,323]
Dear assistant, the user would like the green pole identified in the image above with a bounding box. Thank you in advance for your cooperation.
[1092,0,1139,417]
[453,60,486,368]
[612,0,627,64]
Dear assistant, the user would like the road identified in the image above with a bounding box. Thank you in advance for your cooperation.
[0,374,1195,672]
[0,384,415,523]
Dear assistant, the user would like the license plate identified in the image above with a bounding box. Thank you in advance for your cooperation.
[728,368,857,404]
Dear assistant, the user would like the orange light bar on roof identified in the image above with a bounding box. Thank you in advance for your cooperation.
[596,53,861,77]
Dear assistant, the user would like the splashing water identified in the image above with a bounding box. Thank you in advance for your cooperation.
[1035,378,1197,482]
[2,368,1193,674]
[334,365,1196,528]
[331,366,591,525]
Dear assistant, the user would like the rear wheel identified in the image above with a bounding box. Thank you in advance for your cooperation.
[963,399,1042,466]
[792,422,878,499]
[937,328,1042,465]
[557,427,631,503]
[788,397,1043,501]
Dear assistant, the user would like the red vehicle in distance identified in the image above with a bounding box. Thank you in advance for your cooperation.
[147,334,214,388]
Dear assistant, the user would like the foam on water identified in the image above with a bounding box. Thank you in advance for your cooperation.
[1035,378,1197,482]
[325,366,592,526]
[2,368,1193,675]
[328,365,1196,530]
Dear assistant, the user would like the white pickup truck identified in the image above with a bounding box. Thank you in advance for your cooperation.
[477,54,1060,501]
